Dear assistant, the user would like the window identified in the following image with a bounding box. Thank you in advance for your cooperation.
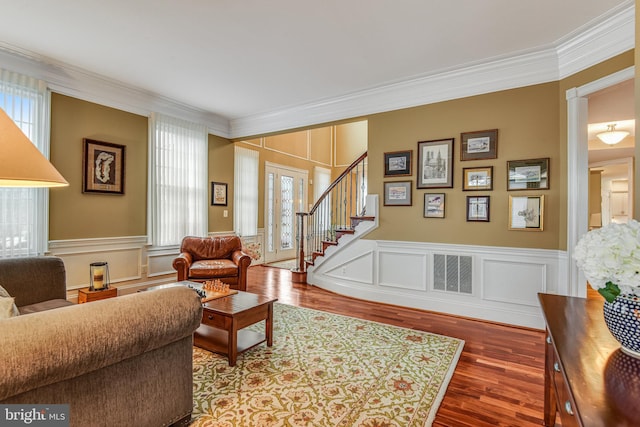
[0,69,50,258]
[233,146,258,236]
[148,112,207,247]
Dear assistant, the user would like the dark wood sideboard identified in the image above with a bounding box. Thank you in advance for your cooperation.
[538,293,640,427]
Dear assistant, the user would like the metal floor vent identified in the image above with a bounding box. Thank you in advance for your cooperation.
[433,254,472,294]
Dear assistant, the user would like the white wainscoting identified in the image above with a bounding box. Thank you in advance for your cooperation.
[48,236,148,289]
[48,231,263,295]
[308,239,568,329]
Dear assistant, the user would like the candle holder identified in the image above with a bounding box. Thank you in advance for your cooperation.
[90,262,110,291]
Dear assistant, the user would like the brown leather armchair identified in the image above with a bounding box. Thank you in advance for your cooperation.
[172,236,251,291]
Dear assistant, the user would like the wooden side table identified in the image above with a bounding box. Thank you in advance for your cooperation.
[538,293,640,427]
[78,287,118,304]
[194,291,277,366]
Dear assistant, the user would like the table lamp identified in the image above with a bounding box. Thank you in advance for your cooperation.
[0,107,68,187]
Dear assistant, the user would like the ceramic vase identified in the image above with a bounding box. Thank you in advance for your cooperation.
[603,293,640,359]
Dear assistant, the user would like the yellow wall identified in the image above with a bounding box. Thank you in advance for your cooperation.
[208,133,234,231]
[49,94,148,240]
[365,83,561,248]
[46,51,633,248]
[234,122,367,230]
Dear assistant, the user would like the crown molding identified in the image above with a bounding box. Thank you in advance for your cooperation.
[0,1,633,139]
[556,1,634,79]
[232,2,635,138]
[0,43,231,137]
[230,48,560,138]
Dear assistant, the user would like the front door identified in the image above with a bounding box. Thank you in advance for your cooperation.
[264,163,308,263]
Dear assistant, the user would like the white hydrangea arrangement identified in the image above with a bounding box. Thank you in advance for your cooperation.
[573,219,640,302]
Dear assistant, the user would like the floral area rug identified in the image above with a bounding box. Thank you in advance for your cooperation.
[190,303,464,427]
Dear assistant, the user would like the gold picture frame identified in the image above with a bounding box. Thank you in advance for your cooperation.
[509,195,544,231]
[462,166,493,191]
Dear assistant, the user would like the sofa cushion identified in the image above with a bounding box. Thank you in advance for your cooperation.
[189,259,238,278]
[19,299,74,315]
[0,284,20,318]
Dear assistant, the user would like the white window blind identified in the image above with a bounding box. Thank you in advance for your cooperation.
[0,69,50,258]
[233,146,258,236]
[148,112,207,246]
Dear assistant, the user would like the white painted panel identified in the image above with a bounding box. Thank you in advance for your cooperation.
[482,259,546,307]
[378,251,426,291]
[324,251,374,284]
[57,249,142,289]
[148,252,179,277]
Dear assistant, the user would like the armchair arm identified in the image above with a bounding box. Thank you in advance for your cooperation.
[231,249,251,268]
[172,252,194,281]
[231,249,251,291]
[0,286,202,401]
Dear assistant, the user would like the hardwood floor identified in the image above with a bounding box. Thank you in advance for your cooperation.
[247,265,547,427]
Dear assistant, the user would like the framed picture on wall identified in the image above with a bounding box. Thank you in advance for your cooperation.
[507,158,549,190]
[460,129,498,161]
[211,182,228,206]
[384,150,412,177]
[384,181,412,206]
[417,138,454,189]
[424,193,445,218]
[82,139,125,194]
[462,166,493,191]
[509,195,544,231]
[466,196,490,222]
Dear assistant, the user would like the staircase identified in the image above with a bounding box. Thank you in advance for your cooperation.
[292,153,374,283]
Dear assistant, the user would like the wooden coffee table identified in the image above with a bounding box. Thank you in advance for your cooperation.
[194,291,277,366]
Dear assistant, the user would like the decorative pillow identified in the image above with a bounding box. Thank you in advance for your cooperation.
[0,296,19,319]
[0,284,20,318]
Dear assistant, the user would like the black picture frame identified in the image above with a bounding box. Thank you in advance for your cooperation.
[460,129,498,161]
[82,139,125,194]
[466,196,490,222]
[384,150,412,177]
[211,182,228,206]
[417,138,454,189]
[507,158,549,190]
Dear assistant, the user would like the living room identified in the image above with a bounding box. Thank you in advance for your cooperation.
[0,1,638,426]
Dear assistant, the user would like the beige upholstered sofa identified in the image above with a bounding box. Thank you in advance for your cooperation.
[0,257,203,427]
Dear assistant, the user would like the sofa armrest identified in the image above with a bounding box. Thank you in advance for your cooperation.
[0,257,67,308]
[172,252,193,281]
[0,286,202,401]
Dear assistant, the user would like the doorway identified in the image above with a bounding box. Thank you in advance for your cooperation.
[264,162,308,263]
[567,66,635,297]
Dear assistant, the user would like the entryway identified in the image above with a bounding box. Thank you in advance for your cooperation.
[264,162,308,263]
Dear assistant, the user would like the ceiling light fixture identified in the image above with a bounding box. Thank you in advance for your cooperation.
[596,124,629,145]
[0,107,68,187]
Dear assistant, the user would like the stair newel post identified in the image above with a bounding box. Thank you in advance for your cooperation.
[292,212,308,284]
[295,212,308,272]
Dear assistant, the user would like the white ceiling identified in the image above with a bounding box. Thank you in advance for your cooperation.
[0,0,633,137]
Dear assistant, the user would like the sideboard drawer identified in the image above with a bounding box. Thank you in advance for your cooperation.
[551,350,580,427]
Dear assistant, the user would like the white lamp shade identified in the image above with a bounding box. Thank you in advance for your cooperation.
[0,107,68,187]
[596,124,629,145]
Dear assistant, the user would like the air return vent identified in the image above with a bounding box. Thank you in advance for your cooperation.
[433,254,472,294]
